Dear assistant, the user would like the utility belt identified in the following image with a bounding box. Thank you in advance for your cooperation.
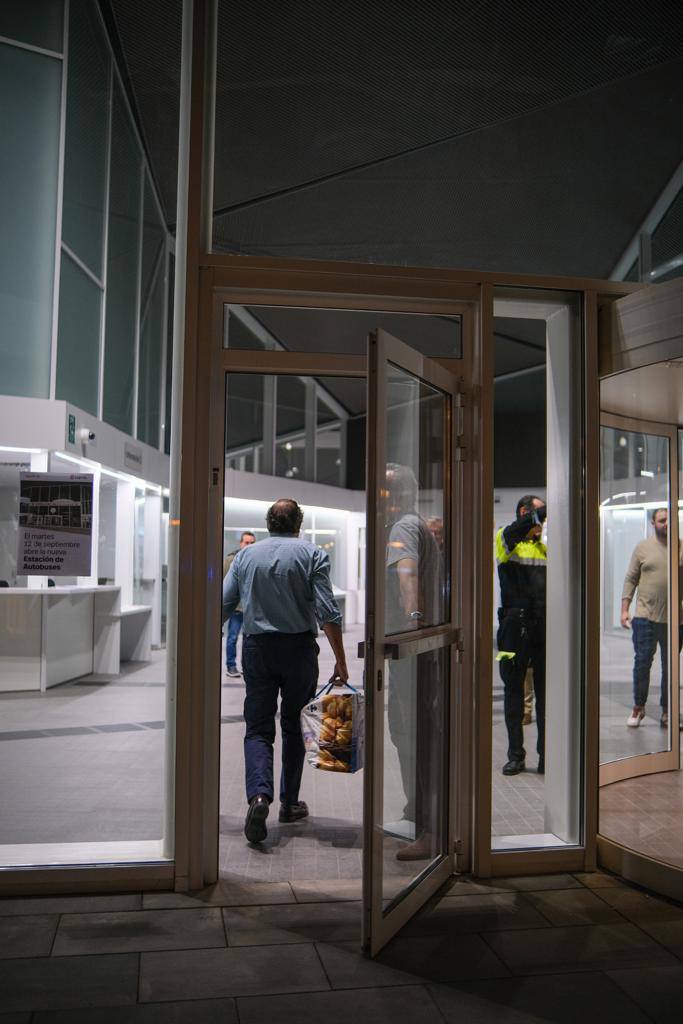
[498,606,545,624]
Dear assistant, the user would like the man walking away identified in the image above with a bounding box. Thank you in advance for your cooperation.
[222,498,348,844]
[223,531,256,676]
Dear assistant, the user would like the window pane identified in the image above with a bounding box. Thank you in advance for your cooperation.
[275,376,306,480]
[140,177,165,308]
[0,43,61,398]
[103,84,141,434]
[56,253,101,414]
[224,304,461,359]
[491,295,583,851]
[137,256,165,446]
[61,0,109,277]
[0,0,63,52]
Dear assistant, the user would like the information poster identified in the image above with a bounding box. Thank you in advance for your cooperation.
[17,473,94,577]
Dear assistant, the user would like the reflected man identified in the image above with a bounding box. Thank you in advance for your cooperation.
[495,495,547,775]
[385,463,444,861]
[223,530,256,676]
[223,498,348,844]
[621,507,683,729]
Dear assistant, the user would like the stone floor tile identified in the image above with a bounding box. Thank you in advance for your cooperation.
[139,944,329,1001]
[53,908,226,956]
[143,881,295,909]
[608,964,683,1023]
[237,986,445,1024]
[0,953,138,1012]
[636,918,683,960]
[401,892,550,937]
[593,886,683,923]
[440,877,512,897]
[0,894,142,917]
[375,933,510,983]
[33,999,238,1023]
[489,874,583,892]
[430,972,651,1024]
[0,1016,30,1024]
[525,888,624,926]
[573,871,625,889]
[483,921,678,974]
[315,940,426,988]
[291,879,362,902]
[223,900,361,945]
[0,914,58,958]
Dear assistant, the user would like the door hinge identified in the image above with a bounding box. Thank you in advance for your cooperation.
[454,627,465,662]
[455,383,466,461]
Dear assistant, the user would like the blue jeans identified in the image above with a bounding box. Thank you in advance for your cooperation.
[631,618,683,710]
[226,612,243,669]
[242,632,319,804]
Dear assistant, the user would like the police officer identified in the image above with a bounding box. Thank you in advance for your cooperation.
[495,495,547,775]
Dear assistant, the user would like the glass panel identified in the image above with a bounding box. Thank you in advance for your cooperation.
[382,647,448,905]
[384,365,447,635]
[137,253,165,446]
[97,474,116,584]
[61,0,109,277]
[600,425,671,762]
[0,43,61,398]
[103,82,141,435]
[140,177,165,309]
[55,253,101,414]
[224,304,461,359]
[0,0,64,52]
[316,424,342,486]
[133,487,145,605]
[275,376,306,480]
[225,374,265,472]
[491,295,582,850]
[0,454,30,585]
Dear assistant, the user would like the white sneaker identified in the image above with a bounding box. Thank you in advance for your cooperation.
[626,706,645,727]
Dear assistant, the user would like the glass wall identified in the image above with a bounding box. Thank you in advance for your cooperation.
[600,425,672,763]
[491,292,583,851]
[0,34,61,398]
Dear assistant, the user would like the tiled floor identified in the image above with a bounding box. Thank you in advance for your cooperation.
[1,870,682,1021]
[600,771,683,870]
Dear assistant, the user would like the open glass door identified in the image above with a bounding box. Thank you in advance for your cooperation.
[363,328,461,955]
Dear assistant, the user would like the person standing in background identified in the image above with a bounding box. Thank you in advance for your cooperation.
[223,531,256,676]
[621,507,683,729]
[495,495,547,776]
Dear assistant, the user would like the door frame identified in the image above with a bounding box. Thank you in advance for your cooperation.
[173,264,479,892]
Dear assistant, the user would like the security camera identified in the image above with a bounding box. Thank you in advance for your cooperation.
[79,428,96,443]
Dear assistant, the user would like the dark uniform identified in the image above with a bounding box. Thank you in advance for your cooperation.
[495,511,547,768]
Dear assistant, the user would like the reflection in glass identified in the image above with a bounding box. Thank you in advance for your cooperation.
[600,426,672,762]
[383,366,446,636]
[382,648,447,906]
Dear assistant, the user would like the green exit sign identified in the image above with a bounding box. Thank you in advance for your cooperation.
[68,414,76,444]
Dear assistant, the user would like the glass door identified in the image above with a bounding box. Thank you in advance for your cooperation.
[599,413,680,784]
[363,328,460,954]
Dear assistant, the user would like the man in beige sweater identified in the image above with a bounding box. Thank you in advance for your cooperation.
[621,507,683,729]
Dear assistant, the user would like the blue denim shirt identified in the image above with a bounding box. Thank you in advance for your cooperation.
[222,533,342,636]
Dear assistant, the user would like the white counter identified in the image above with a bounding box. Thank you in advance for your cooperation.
[0,586,122,693]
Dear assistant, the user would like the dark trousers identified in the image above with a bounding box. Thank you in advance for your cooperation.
[497,609,545,762]
[242,632,319,805]
[226,611,243,669]
[631,618,683,710]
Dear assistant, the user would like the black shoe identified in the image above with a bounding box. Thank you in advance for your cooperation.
[278,800,309,823]
[502,759,525,776]
[537,758,545,774]
[244,795,269,843]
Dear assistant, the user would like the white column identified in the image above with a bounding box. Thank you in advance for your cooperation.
[544,304,581,844]
[144,493,162,646]
[115,480,135,607]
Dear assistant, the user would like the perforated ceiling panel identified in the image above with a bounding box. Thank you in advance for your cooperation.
[107,0,683,277]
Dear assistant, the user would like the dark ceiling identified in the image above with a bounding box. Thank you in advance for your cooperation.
[105,0,682,278]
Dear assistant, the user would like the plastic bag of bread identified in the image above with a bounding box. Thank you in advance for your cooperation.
[301,681,364,773]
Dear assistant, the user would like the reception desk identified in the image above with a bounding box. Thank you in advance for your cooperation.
[0,586,147,693]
